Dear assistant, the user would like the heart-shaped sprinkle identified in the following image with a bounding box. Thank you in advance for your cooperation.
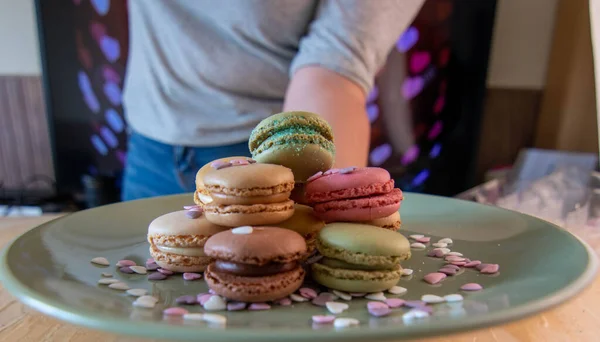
[157,268,174,275]
[460,283,483,291]
[163,307,188,316]
[387,286,407,295]
[198,294,213,306]
[438,267,458,276]
[101,272,112,277]
[438,238,453,244]
[423,272,446,285]
[116,260,136,267]
[182,313,204,321]
[176,295,197,305]
[402,268,414,276]
[411,243,426,249]
[464,260,482,268]
[98,278,120,285]
[332,290,352,301]
[247,159,257,164]
[444,294,464,302]
[183,205,201,210]
[148,272,167,280]
[290,293,308,302]
[202,313,227,324]
[230,159,250,166]
[91,257,109,266]
[416,237,431,243]
[409,234,424,240]
[432,242,447,248]
[133,296,157,308]
[227,301,247,311]
[326,301,349,314]
[299,287,318,299]
[450,261,467,266]
[447,252,463,256]
[445,256,466,262]
[480,264,500,274]
[421,294,445,304]
[323,168,340,175]
[333,317,359,328]
[183,272,202,281]
[350,292,366,297]
[129,266,147,274]
[434,247,451,255]
[145,263,158,271]
[365,292,386,301]
[402,309,429,322]
[339,167,357,174]
[210,160,232,169]
[186,210,202,219]
[203,296,226,311]
[119,267,134,274]
[275,297,292,306]
[443,264,461,270]
[385,298,405,308]
[232,226,253,234]
[307,171,324,182]
[312,315,335,324]
[312,293,336,306]
[126,288,147,297]
[367,301,389,310]
[108,282,130,290]
[369,306,392,317]
[248,303,271,311]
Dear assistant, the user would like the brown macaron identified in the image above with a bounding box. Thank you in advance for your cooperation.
[203,163,295,227]
[194,156,253,206]
[147,210,229,272]
[204,227,307,302]
[359,211,402,231]
[277,204,325,254]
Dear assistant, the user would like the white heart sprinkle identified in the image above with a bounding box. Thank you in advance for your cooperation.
[332,290,352,301]
[403,309,429,322]
[447,252,463,256]
[290,293,308,302]
[410,243,426,249]
[432,242,447,248]
[409,234,424,240]
[444,294,464,302]
[365,292,386,301]
[101,272,112,277]
[126,288,148,297]
[433,247,451,255]
[98,278,120,285]
[129,266,147,274]
[138,295,159,303]
[108,282,130,290]
[202,313,227,324]
[183,313,205,321]
[388,286,407,295]
[91,257,109,266]
[203,296,226,311]
[133,296,157,308]
[402,268,414,276]
[438,238,453,244]
[421,294,445,304]
[232,226,253,234]
[326,301,349,314]
[333,317,359,328]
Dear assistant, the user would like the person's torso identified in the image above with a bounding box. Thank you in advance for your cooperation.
[123,0,317,146]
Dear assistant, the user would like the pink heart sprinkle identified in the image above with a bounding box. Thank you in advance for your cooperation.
[409,51,432,74]
[464,260,482,268]
[369,306,392,317]
[211,161,232,170]
[187,207,204,212]
[404,300,427,308]
[116,260,136,267]
[163,307,188,316]
[312,315,335,324]
[444,264,461,270]
[339,167,357,174]
[276,297,292,306]
[434,250,446,257]
[247,159,257,164]
[367,301,389,310]
[445,256,466,262]
[384,298,405,308]
[185,210,202,219]
[248,303,271,311]
[450,261,467,266]
[416,237,430,243]
[438,268,458,275]
[183,272,202,281]
[157,268,174,275]
[183,205,201,210]
[350,292,366,297]
[230,159,250,166]
[423,272,446,285]
[461,283,483,291]
[198,294,213,306]
[299,287,318,299]
[227,302,247,311]
[323,168,340,176]
[480,264,500,274]
[307,171,323,182]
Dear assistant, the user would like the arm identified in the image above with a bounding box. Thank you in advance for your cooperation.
[284,66,369,167]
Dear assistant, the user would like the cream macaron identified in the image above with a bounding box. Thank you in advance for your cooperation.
[148,210,229,272]
[194,156,255,206]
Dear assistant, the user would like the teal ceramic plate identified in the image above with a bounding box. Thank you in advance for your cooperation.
[1,194,597,341]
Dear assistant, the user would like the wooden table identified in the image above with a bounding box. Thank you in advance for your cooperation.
[1,216,600,341]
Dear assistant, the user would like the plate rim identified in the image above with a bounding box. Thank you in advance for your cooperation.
[0,193,598,341]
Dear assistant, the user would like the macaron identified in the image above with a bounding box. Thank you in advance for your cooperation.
[277,204,325,254]
[311,223,410,292]
[147,210,229,272]
[359,211,401,231]
[204,227,307,302]
[305,167,403,222]
[202,163,295,227]
[194,156,254,206]
[248,111,335,182]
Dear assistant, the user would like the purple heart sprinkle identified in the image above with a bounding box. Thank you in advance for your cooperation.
[427,250,438,257]
[312,315,335,324]
[183,205,201,210]
[438,268,458,276]
[163,307,188,316]
[311,293,335,307]
[323,168,340,176]
[339,167,357,174]
[464,260,482,268]
[157,268,174,275]
[148,272,167,280]
[461,283,483,291]
[146,263,159,271]
[198,294,213,306]
[209,289,216,294]
[307,171,323,182]
[183,272,202,281]
[185,210,202,219]
[367,301,389,310]
[119,267,134,274]
[248,303,271,311]
[385,298,405,308]
[443,264,461,270]
[404,300,427,308]
[175,295,197,305]
[276,297,292,306]
[299,287,317,299]
[116,260,136,267]
[227,302,247,311]
[480,264,500,274]
[423,272,446,285]
[369,306,392,317]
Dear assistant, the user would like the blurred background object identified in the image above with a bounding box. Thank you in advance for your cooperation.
[1,0,598,212]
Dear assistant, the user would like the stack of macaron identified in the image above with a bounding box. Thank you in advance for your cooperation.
[304,166,403,230]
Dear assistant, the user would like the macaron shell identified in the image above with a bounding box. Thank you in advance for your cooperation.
[205,264,305,303]
[150,245,212,273]
[204,226,307,265]
[277,204,325,236]
[253,143,334,182]
[305,167,393,203]
[194,156,250,205]
[359,211,401,230]
[203,201,295,227]
[313,189,403,222]
[311,262,401,293]
[290,183,309,205]
[318,222,410,257]
[203,163,294,192]
[148,211,229,237]
[210,192,291,206]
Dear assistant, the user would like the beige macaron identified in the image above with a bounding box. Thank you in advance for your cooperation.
[147,210,229,272]
[277,204,325,254]
[194,156,254,206]
[359,211,401,231]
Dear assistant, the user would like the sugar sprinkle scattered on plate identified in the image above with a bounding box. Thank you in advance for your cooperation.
[333,317,359,328]
[388,286,407,295]
[410,242,426,249]
[91,257,109,266]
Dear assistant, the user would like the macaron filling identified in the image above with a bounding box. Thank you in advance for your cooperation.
[155,245,206,257]
[249,116,334,152]
[213,260,298,277]
[251,127,336,156]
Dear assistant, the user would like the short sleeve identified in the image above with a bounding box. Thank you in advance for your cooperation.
[290,0,424,94]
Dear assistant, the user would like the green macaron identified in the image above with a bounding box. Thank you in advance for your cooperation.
[311,222,411,292]
[248,111,335,182]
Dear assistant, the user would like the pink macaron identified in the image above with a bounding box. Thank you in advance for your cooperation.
[305,167,403,222]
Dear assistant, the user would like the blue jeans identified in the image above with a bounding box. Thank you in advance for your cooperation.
[121,131,250,201]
